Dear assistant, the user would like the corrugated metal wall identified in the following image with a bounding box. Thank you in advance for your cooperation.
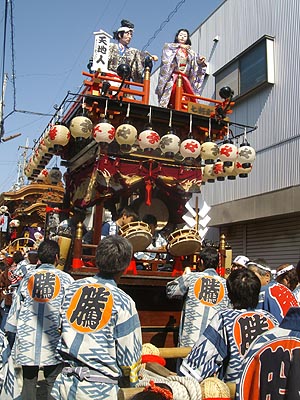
[221,214,300,269]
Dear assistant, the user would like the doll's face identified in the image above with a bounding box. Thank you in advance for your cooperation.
[118,30,133,46]
[177,31,188,44]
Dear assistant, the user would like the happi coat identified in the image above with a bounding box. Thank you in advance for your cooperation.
[180,308,279,383]
[0,328,21,399]
[5,264,74,366]
[166,268,230,347]
[155,42,206,107]
[51,275,142,400]
[236,306,300,400]
[256,281,298,323]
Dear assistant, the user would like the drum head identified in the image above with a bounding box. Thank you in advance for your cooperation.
[125,232,152,252]
[119,221,152,252]
[168,239,201,256]
[139,198,169,231]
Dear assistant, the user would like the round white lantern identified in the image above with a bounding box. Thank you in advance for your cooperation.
[69,116,93,139]
[9,219,20,228]
[218,142,238,166]
[203,164,216,183]
[93,121,116,144]
[180,138,201,160]
[223,163,237,180]
[200,141,219,164]
[115,123,137,152]
[48,124,70,146]
[49,167,62,184]
[213,161,226,181]
[36,169,49,182]
[160,133,180,157]
[234,162,253,178]
[138,129,161,151]
[237,143,256,167]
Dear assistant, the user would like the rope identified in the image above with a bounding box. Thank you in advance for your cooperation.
[137,368,202,400]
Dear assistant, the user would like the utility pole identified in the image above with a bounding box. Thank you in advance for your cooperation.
[0,73,8,140]
[11,138,31,190]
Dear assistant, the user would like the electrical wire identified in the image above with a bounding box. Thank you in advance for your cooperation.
[141,0,186,51]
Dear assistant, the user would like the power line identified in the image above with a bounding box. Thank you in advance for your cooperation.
[141,0,186,51]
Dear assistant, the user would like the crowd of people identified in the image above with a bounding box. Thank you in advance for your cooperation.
[0,230,299,399]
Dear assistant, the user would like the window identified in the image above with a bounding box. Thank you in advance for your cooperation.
[215,36,274,100]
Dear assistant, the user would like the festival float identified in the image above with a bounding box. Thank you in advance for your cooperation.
[20,30,256,347]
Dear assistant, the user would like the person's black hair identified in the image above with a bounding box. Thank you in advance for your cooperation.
[118,206,139,222]
[226,268,261,309]
[199,246,219,270]
[38,239,60,264]
[276,263,299,291]
[174,28,191,45]
[142,214,157,227]
[96,235,132,277]
[296,259,300,282]
[13,250,24,264]
[0,261,6,271]
[113,19,134,40]
[28,251,39,265]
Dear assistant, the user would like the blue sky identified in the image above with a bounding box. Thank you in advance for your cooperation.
[0,0,222,192]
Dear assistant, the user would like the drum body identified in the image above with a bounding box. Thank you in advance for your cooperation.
[119,221,152,252]
[168,228,201,256]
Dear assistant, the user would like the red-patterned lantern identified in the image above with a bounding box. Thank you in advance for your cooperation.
[213,160,226,181]
[36,169,49,182]
[93,120,116,144]
[180,138,201,161]
[48,124,70,151]
[234,162,253,178]
[219,141,238,166]
[138,129,161,151]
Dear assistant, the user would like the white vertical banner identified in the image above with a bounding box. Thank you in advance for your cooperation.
[92,30,112,73]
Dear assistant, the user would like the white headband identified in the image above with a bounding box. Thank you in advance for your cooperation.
[247,261,272,273]
[276,264,295,278]
[117,27,134,33]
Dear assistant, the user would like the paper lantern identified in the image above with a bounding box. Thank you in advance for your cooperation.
[223,163,236,180]
[9,219,20,228]
[213,161,226,181]
[36,169,49,182]
[234,162,252,178]
[203,164,216,183]
[180,138,201,160]
[69,116,93,139]
[200,141,219,164]
[49,167,62,184]
[138,129,160,151]
[93,120,116,144]
[237,143,256,167]
[218,142,238,166]
[48,124,70,147]
[115,123,137,152]
[160,132,180,156]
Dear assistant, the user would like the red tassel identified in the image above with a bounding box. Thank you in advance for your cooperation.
[145,179,152,206]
